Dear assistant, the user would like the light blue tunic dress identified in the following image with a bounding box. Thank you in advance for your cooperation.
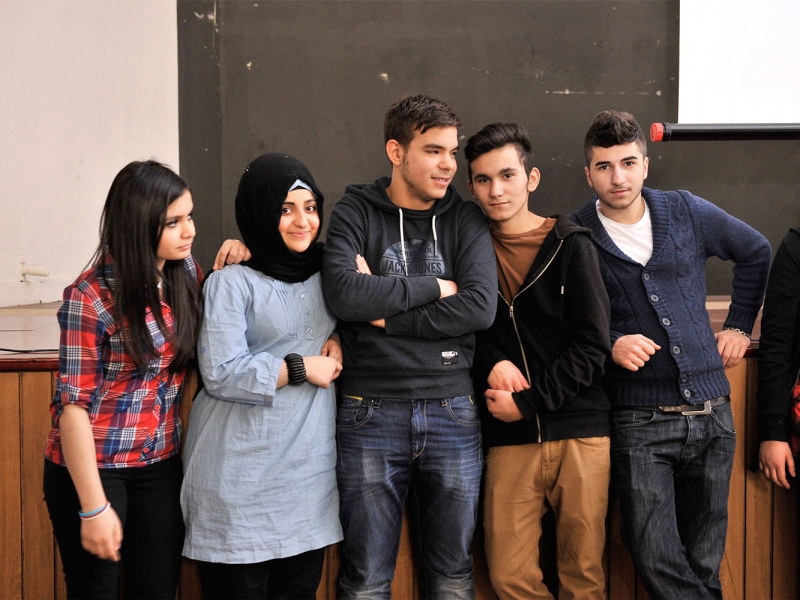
[181,265,342,563]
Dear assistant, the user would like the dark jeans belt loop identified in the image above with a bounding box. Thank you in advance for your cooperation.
[634,396,730,415]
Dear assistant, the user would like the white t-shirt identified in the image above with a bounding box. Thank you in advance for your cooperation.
[595,200,653,266]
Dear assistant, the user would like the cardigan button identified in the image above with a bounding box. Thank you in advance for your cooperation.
[672,345,681,354]
[650,294,659,302]
[680,374,689,383]
[643,273,651,281]
[683,389,691,398]
[661,317,671,326]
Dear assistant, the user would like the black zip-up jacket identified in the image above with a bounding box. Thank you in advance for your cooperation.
[758,228,800,443]
[474,215,611,447]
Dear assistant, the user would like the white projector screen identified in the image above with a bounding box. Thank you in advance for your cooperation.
[679,1,800,124]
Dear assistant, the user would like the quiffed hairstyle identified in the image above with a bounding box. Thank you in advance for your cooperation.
[90,160,202,372]
[464,122,534,180]
[583,110,647,166]
[383,94,462,147]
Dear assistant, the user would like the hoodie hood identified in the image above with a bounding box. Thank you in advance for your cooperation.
[344,175,467,276]
[344,175,463,218]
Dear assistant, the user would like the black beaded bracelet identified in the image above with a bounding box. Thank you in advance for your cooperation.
[284,353,307,386]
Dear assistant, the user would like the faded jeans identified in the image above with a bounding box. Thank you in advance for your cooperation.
[336,395,482,600]
[611,401,736,600]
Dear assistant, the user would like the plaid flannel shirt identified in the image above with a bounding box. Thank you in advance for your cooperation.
[45,257,201,468]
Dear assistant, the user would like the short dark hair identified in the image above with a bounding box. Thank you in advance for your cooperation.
[583,110,647,166]
[383,94,462,147]
[464,122,534,180]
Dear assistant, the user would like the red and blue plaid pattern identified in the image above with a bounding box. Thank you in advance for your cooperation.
[45,258,201,468]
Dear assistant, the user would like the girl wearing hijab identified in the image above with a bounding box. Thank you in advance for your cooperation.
[43,160,202,599]
[181,153,343,599]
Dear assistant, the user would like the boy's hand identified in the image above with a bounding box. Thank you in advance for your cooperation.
[612,335,661,371]
[485,389,524,422]
[213,239,251,271]
[488,360,530,393]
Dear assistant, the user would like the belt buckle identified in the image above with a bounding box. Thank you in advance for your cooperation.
[681,400,712,415]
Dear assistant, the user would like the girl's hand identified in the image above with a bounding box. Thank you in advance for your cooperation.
[321,336,342,363]
[304,356,342,389]
[80,505,123,561]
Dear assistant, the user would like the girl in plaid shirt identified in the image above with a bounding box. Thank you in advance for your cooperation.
[43,160,205,599]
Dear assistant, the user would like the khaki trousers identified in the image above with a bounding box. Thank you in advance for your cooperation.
[483,438,610,600]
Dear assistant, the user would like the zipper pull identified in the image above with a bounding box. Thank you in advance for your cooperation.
[509,305,514,319]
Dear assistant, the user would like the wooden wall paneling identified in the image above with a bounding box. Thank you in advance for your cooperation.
[771,484,798,600]
[636,574,652,600]
[0,373,22,600]
[607,492,637,600]
[179,558,203,600]
[720,361,748,599]
[20,372,56,599]
[316,543,340,599]
[391,509,418,599]
[472,525,496,600]
[743,360,773,599]
[55,547,67,600]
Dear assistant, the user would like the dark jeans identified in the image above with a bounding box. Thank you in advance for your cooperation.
[336,396,483,600]
[611,402,736,600]
[197,547,326,600]
[43,455,185,600]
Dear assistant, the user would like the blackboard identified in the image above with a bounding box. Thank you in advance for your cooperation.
[179,0,800,294]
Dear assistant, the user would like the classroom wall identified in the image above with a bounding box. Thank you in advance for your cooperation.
[0,0,179,309]
[178,0,800,294]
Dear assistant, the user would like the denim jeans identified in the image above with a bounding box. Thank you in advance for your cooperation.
[43,455,184,600]
[610,401,736,600]
[336,395,483,600]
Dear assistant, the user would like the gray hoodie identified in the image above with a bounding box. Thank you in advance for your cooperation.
[322,176,497,398]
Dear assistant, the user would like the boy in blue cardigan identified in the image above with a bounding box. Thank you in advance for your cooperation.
[570,111,770,599]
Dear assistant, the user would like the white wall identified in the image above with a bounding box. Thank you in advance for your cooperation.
[0,0,179,307]
[680,1,800,123]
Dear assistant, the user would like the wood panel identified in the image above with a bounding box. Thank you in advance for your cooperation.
[722,360,748,600]
[0,373,22,600]
[771,484,798,599]
[744,359,774,600]
[20,372,56,600]
[607,491,636,600]
[2,360,797,600]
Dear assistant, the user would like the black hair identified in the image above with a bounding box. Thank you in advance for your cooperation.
[464,122,534,180]
[383,94,462,147]
[89,160,202,372]
[583,110,647,166]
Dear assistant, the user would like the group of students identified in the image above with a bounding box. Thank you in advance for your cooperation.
[43,93,794,600]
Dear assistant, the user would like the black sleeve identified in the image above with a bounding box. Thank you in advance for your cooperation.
[758,230,800,442]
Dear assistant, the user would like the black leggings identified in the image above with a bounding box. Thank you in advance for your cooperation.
[43,456,185,600]
[196,547,326,600]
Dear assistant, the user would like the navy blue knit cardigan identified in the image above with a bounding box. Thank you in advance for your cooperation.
[570,187,771,407]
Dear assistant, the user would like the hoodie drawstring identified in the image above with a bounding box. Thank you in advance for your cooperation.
[399,208,409,276]
[432,214,438,257]
[398,210,439,277]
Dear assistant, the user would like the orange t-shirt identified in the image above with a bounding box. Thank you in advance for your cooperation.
[491,217,557,303]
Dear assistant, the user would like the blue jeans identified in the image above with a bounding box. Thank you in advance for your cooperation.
[336,395,482,600]
[611,402,736,600]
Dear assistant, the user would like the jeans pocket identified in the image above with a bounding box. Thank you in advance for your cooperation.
[444,395,481,426]
[336,395,373,431]
[711,404,736,436]
[610,409,657,431]
[576,436,611,447]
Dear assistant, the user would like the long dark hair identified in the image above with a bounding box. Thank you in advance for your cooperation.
[89,160,202,372]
